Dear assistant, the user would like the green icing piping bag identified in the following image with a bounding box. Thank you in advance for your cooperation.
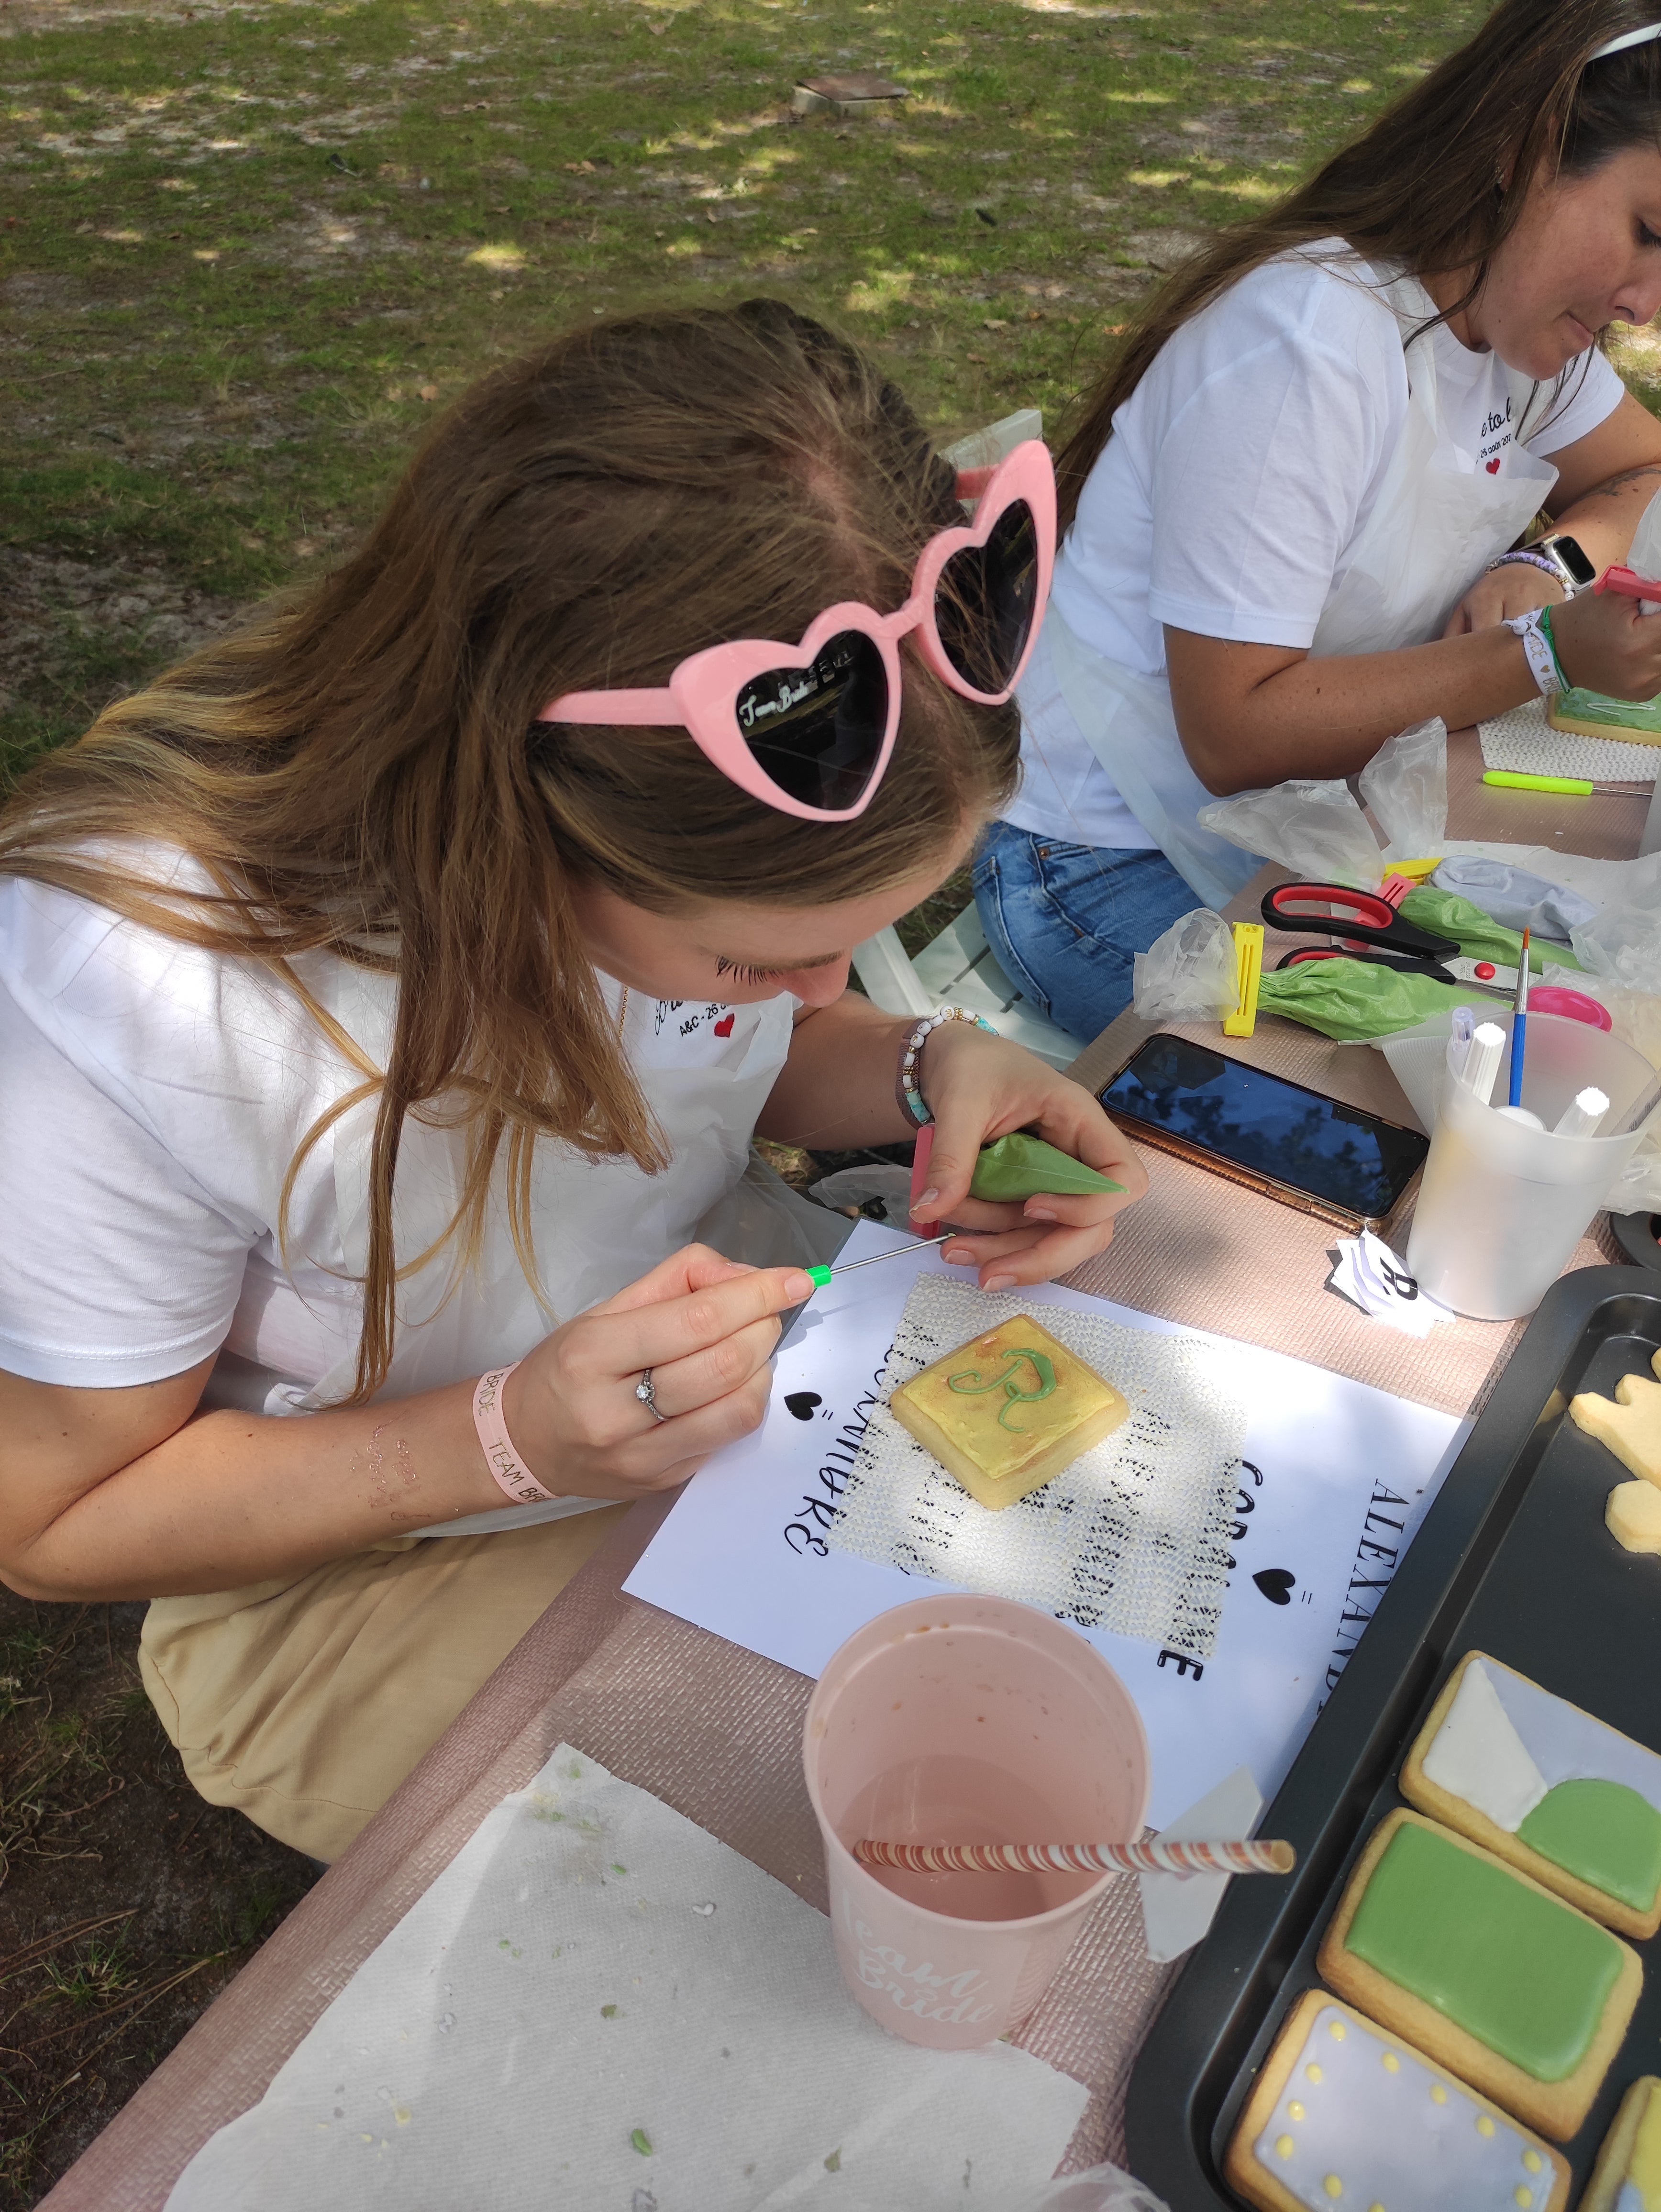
[968,1132,1126,1202]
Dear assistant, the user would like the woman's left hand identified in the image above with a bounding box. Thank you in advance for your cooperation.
[909,1021,1147,1289]
[1442,561,1564,636]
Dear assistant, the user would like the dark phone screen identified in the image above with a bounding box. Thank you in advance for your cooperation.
[1099,1034,1428,1215]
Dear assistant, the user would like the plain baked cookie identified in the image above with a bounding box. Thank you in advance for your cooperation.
[1570,1352,1661,1484]
[1316,1809,1642,2140]
[1222,1990,1570,2212]
[1400,1652,1661,1938]
[1579,2072,1661,2212]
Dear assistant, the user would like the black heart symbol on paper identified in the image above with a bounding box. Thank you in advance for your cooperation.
[785,1392,823,1421]
[1253,1569,1296,1606]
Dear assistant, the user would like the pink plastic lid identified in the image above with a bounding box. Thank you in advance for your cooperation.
[1529,984,1613,1031]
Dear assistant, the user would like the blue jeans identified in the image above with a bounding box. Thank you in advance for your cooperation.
[973,822,1199,1042]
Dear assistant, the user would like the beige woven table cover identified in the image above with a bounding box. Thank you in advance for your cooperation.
[41,732,1649,2210]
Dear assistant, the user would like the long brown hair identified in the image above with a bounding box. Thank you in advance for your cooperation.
[0,299,1018,1396]
[1057,0,1661,534]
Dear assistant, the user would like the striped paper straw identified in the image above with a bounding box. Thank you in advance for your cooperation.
[853,1836,1295,1878]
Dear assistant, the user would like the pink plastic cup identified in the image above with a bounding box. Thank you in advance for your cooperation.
[803,1593,1150,2049]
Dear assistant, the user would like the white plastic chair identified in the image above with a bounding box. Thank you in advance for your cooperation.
[850,409,1085,1071]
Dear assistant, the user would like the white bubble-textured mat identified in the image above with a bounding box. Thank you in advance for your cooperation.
[827,1276,1245,1661]
[1478,696,1659,785]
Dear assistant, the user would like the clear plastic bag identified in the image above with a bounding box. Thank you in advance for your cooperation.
[807,1164,914,1221]
[1194,721,1449,888]
[1131,907,1237,1024]
[1196,778,1383,890]
[1569,849,1661,992]
[1358,716,1448,863]
[1007,2164,1172,2212]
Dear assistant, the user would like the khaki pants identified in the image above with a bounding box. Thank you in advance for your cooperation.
[138,1509,628,1863]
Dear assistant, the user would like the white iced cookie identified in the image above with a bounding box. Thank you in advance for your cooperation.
[1571,1355,1661,1487]
[1402,1652,1661,1939]
[1223,1991,1569,2212]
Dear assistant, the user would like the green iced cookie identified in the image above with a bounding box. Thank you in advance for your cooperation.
[1518,1779,1661,1913]
[1343,1818,1623,2081]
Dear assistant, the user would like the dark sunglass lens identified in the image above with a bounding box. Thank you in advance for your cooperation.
[935,498,1038,694]
[733,630,888,811]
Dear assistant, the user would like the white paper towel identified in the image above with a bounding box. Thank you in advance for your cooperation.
[165,1746,1090,2212]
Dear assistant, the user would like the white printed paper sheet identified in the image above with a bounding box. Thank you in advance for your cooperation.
[625,1225,1466,1830]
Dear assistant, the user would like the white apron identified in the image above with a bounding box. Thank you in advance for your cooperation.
[235,967,844,1536]
[1048,264,1559,906]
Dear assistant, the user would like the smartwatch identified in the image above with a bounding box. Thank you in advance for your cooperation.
[1531,532,1598,595]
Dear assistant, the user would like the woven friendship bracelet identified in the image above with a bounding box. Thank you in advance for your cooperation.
[472,1361,557,1506]
[1505,606,1565,697]
[897,1006,998,1128]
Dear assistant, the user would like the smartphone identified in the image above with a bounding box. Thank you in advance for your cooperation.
[1098,1032,1429,1232]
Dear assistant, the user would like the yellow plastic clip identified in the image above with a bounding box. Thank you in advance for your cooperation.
[1389,856,1442,882]
[1223,922,1263,1039]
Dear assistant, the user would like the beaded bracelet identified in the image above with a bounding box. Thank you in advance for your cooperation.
[1486,549,1563,585]
[897,1006,998,1128]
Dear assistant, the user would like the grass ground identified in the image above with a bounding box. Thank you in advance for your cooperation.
[3,0,1530,780]
[6,0,1659,2195]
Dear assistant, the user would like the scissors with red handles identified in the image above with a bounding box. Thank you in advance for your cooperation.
[1259,881,1461,977]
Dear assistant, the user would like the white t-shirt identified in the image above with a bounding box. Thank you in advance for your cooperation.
[1004,243,1627,851]
[0,866,787,1398]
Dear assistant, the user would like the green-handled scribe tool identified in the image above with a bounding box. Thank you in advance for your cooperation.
[804,1233,951,1288]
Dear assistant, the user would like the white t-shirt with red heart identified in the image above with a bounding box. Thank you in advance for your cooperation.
[1006,242,1628,852]
[0,862,795,1404]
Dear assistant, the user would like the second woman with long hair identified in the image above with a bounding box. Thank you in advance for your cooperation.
[980,0,1661,1041]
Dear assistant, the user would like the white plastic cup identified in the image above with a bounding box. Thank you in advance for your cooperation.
[1406,1011,1659,1319]
[802,1593,1150,2050]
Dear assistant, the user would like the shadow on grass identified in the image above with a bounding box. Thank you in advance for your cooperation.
[0,1594,318,2207]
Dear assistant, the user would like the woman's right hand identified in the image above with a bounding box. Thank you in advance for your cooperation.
[501,1244,814,1502]
[1545,586,1661,701]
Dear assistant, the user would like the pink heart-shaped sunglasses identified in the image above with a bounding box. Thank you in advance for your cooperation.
[538,439,1055,821]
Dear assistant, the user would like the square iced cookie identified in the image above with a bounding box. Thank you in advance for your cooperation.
[1223,1990,1570,2212]
[1401,1652,1661,1938]
[1580,2073,1661,2212]
[1316,1809,1641,2141]
[887,1313,1129,1510]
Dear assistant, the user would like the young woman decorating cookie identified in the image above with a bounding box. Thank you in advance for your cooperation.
[0,301,1143,1861]
[981,0,1661,1039]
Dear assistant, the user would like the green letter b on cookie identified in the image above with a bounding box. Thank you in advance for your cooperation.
[1317,1810,1642,2141]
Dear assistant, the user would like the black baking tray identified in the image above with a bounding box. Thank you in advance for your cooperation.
[1125,1263,1661,2208]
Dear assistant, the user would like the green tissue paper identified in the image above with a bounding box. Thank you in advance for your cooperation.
[968,1132,1125,1201]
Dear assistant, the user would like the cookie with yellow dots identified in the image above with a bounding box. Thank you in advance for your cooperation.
[1223,1990,1570,2212]
[1570,1354,1661,1487]
[1579,2073,1661,2212]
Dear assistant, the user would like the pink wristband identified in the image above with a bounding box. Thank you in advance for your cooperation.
[472,1362,556,1506]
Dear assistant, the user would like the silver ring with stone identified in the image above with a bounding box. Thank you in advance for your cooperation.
[634,1369,667,1422]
